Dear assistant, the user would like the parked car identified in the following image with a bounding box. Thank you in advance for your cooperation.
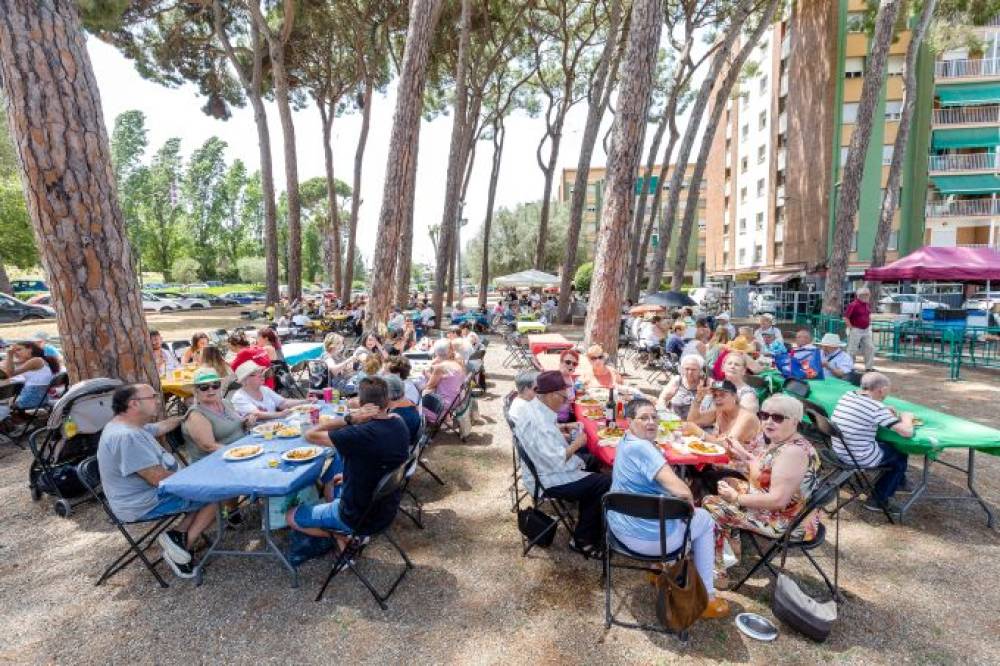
[964,291,1000,312]
[26,293,51,306]
[0,293,55,322]
[156,291,210,310]
[878,294,947,316]
[752,292,780,315]
[205,280,225,287]
[184,283,209,290]
[141,292,181,313]
[11,279,48,295]
[204,294,240,307]
[220,291,261,305]
[143,282,166,290]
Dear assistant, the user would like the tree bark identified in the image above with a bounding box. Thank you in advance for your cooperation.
[625,111,668,297]
[584,0,663,355]
[869,0,936,302]
[479,118,506,309]
[824,0,904,315]
[342,77,373,301]
[320,103,342,292]
[395,205,414,307]
[671,0,782,290]
[0,260,10,295]
[432,0,472,326]
[266,53,302,302]
[533,114,564,270]
[0,0,157,385]
[367,0,443,332]
[557,0,623,323]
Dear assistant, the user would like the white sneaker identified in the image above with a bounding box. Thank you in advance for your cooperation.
[157,531,192,565]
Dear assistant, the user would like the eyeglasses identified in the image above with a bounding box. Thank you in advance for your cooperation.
[196,382,223,392]
[757,410,789,424]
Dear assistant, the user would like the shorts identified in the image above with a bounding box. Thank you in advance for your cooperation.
[139,493,205,521]
[293,498,353,534]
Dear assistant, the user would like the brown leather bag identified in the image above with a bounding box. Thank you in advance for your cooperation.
[654,525,708,632]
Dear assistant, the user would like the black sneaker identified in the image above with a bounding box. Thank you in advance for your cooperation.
[568,538,603,560]
[157,530,192,565]
[163,555,196,579]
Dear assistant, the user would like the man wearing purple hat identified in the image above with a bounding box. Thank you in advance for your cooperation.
[513,370,611,558]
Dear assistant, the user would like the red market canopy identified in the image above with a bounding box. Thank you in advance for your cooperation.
[863,246,1000,282]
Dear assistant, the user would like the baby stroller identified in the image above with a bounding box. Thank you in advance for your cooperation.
[27,377,122,518]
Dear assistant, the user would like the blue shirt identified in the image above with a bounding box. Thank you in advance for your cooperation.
[607,432,675,542]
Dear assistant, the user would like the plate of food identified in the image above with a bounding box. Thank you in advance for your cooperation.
[281,446,323,463]
[576,397,600,406]
[583,406,605,419]
[252,423,282,437]
[223,444,263,462]
[597,425,625,439]
[275,424,302,438]
[686,439,726,456]
[287,404,314,414]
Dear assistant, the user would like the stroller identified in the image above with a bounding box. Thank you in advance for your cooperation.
[27,377,122,518]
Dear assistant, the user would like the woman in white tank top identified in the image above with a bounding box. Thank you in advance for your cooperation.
[1,341,58,409]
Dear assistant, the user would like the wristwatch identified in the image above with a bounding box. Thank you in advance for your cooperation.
[344,413,353,426]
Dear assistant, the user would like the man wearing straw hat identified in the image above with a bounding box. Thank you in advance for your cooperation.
[818,333,853,379]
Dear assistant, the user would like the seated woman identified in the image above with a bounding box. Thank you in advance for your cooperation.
[231,361,314,419]
[181,332,209,366]
[228,332,274,389]
[181,369,256,463]
[607,398,729,619]
[664,322,687,358]
[257,327,285,363]
[685,379,760,449]
[555,348,580,423]
[321,333,355,383]
[362,333,390,361]
[0,341,59,414]
[696,352,758,422]
[657,354,704,420]
[200,345,237,388]
[422,339,466,424]
[580,344,623,390]
[704,326,731,369]
[703,394,822,565]
[386,355,423,404]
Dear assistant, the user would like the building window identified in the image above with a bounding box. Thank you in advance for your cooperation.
[887,55,905,76]
[844,56,865,78]
[723,219,730,234]
[882,145,894,165]
[846,12,866,32]
[740,187,747,203]
[851,232,859,253]
[741,156,748,173]
[774,241,784,263]
[842,102,859,124]
[738,248,747,264]
[888,230,898,251]
[758,145,767,164]
[755,212,764,230]
[757,178,765,197]
[759,75,768,94]
[754,245,763,263]
[741,124,749,141]
[884,100,903,121]
[758,111,767,130]
[723,251,730,266]
[840,147,850,166]
[739,217,747,232]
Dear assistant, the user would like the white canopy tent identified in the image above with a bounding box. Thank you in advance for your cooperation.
[493,269,561,289]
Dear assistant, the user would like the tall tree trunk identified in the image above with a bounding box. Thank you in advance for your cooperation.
[632,113,680,300]
[320,104,342,291]
[432,0,472,325]
[395,206,414,307]
[342,78,373,300]
[0,0,157,385]
[824,0,904,315]
[0,260,10,295]
[367,0,443,331]
[584,0,663,354]
[557,0,623,323]
[479,118,506,309]
[646,9,745,292]
[671,0,782,290]
[869,0,936,302]
[533,121,564,269]
[269,55,302,303]
[625,111,668,297]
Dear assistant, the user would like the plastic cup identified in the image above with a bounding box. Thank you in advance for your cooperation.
[323,387,333,402]
[264,429,274,441]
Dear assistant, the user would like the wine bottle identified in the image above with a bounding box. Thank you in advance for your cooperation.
[605,387,616,427]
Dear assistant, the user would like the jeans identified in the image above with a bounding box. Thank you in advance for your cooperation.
[615,507,716,598]
[873,443,909,503]
[544,472,613,546]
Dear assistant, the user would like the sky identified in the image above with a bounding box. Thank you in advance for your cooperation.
[87,35,699,269]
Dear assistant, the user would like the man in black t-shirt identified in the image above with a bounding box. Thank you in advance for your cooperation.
[288,377,409,544]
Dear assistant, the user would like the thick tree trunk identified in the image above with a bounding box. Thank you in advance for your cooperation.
[557,0,623,323]
[342,78,373,301]
[479,119,506,309]
[320,105,342,291]
[584,0,663,355]
[395,206,414,307]
[824,0,903,315]
[0,0,157,385]
[367,0,443,332]
[671,0,782,290]
[625,111,668,297]
[869,0,936,302]
[432,0,472,326]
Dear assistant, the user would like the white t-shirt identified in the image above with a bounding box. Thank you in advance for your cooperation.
[292,313,311,327]
[421,307,435,324]
[232,386,285,416]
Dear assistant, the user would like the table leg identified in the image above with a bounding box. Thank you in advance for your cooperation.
[896,455,930,525]
[261,496,299,588]
[194,504,226,586]
[965,449,996,529]
[897,450,996,529]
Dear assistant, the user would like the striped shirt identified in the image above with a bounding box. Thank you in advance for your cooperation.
[513,398,586,495]
[830,391,899,468]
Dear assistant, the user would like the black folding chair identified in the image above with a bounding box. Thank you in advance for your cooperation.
[0,382,25,447]
[731,476,843,602]
[270,360,306,399]
[513,435,577,557]
[398,429,431,529]
[315,459,414,609]
[163,427,189,466]
[601,492,694,637]
[501,392,527,513]
[76,456,181,589]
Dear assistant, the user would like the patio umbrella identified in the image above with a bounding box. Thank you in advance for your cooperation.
[640,290,696,308]
[629,303,666,316]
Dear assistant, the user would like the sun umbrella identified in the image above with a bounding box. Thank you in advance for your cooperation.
[640,290,696,308]
[629,303,666,316]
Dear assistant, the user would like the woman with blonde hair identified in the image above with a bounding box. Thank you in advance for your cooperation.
[200,345,236,387]
[579,344,624,390]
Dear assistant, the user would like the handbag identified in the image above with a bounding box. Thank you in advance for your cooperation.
[771,533,838,641]
[654,521,708,632]
[517,508,556,547]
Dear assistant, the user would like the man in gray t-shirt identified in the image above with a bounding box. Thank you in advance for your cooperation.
[97,383,218,579]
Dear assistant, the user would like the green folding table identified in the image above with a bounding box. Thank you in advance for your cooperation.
[789,377,998,527]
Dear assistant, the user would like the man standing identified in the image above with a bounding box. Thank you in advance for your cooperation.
[514,370,612,558]
[845,287,875,372]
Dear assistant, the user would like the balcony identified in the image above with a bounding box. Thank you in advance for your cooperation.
[926,197,1000,217]
[936,58,1000,80]
[933,105,1000,125]
[928,152,998,172]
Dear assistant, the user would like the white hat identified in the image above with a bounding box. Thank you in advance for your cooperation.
[235,360,266,382]
[717,312,730,320]
[819,333,846,348]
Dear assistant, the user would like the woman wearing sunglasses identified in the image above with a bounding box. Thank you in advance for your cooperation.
[702,394,821,568]
[685,379,760,450]
[579,344,623,391]
[181,368,258,463]
[556,348,580,423]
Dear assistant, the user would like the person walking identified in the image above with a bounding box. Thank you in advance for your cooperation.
[845,287,875,372]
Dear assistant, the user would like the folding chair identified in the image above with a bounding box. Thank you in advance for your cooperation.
[501,392,528,514]
[315,459,415,609]
[601,492,694,637]
[398,430,432,529]
[513,436,577,557]
[163,426,189,466]
[804,406,896,524]
[731,476,843,602]
[76,456,181,589]
[0,371,68,446]
[0,382,25,447]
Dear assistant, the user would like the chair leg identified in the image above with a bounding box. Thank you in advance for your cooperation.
[418,459,446,486]
[801,548,838,599]
[604,546,613,629]
[99,517,176,589]
[315,547,356,602]
[731,539,782,593]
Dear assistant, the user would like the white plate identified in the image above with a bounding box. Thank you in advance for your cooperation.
[281,446,323,463]
[252,423,281,436]
[223,445,264,462]
[735,613,778,641]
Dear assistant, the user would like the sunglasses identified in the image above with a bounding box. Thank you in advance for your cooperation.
[562,360,578,367]
[196,382,223,392]
[757,410,789,424]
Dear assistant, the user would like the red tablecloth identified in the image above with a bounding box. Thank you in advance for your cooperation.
[574,403,729,469]
[528,333,575,356]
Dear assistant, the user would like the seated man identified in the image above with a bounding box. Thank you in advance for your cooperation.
[830,372,913,511]
[97,384,217,579]
[818,333,853,379]
[290,377,410,549]
[514,370,612,558]
[792,328,816,351]
[759,329,785,357]
[753,313,784,346]
[507,370,538,425]
[149,329,178,375]
[384,374,421,446]
[291,310,311,328]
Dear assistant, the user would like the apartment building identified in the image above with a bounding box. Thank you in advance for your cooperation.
[924,19,1000,250]
[705,0,930,287]
[558,164,708,284]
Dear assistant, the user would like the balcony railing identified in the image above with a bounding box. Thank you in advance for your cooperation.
[928,152,997,171]
[933,105,1000,125]
[926,198,1000,217]
[935,58,1000,79]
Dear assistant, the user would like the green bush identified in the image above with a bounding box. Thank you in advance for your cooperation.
[574,262,593,293]
[237,257,267,284]
[172,257,200,284]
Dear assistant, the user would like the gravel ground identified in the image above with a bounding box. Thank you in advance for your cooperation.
[1,320,998,664]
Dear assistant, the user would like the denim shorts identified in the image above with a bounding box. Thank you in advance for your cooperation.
[293,498,353,534]
[140,493,205,521]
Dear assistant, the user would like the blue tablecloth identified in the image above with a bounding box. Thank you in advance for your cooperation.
[159,415,333,503]
[282,342,324,367]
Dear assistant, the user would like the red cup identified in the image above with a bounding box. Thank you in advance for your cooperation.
[310,406,320,425]
[322,387,333,403]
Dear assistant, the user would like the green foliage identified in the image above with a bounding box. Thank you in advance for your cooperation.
[237,257,267,284]
[137,137,184,280]
[0,175,39,269]
[574,261,594,293]
[0,98,19,179]
[303,221,321,283]
[183,137,228,278]
[172,257,200,284]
